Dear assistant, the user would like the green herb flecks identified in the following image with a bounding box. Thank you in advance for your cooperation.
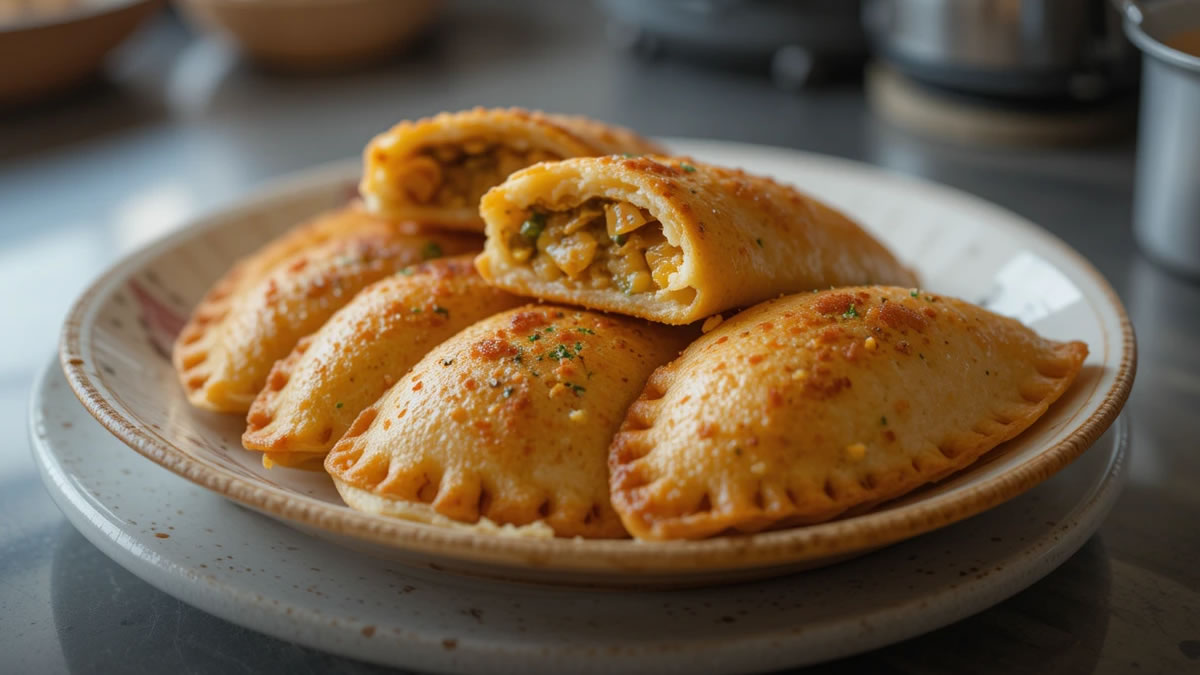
[570,384,586,396]
[577,327,594,335]
[680,163,697,173]
[335,401,344,409]
[433,305,449,317]
[528,333,541,342]
[842,304,859,319]
[880,416,887,426]
[550,344,574,361]
[520,211,546,241]
[421,242,443,260]
[574,341,584,353]
[755,238,764,248]
[612,233,626,246]
[910,288,920,297]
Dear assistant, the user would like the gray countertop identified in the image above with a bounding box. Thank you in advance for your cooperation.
[2,2,1197,673]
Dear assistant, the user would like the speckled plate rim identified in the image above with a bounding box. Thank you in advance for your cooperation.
[28,358,1131,673]
[58,141,1137,577]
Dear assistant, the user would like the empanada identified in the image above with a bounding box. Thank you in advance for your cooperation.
[174,219,481,413]
[242,256,525,468]
[325,305,694,538]
[360,107,665,232]
[609,287,1087,540]
[476,155,918,324]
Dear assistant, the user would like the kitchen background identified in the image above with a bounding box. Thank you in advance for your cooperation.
[1,1,1197,673]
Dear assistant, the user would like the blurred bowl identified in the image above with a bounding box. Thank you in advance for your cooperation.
[175,0,442,72]
[0,0,163,105]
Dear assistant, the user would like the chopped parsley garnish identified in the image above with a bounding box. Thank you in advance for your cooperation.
[842,304,859,319]
[755,238,764,248]
[543,325,555,333]
[520,211,546,241]
[502,387,514,398]
[399,267,414,276]
[513,348,523,364]
[433,305,449,317]
[528,333,541,342]
[680,163,697,173]
[612,233,626,246]
[335,401,343,409]
[880,416,887,426]
[570,384,586,396]
[574,341,584,353]
[411,307,422,314]
[621,153,637,158]
[550,344,574,360]
[577,327,594,335]
[910,288,920,297]
[421,242,443,260]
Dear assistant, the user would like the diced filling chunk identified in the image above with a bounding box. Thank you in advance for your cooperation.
[394,141,559,208]
[508,199,687,297]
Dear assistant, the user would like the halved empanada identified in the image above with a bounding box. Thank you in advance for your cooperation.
[174,220,481,413]
[610,287,1088,540]
[360,107,665,232]
[325,305,694,538]
[477,156,918,324]
[242,255,525,468]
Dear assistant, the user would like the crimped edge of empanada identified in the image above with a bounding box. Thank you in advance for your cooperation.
[332,477,557,539]
[610,334,1089,541]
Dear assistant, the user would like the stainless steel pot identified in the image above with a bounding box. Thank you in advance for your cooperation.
[1123,0,1200,278]
[863,0,1138,99]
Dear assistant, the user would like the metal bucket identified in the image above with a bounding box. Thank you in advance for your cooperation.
[1123,0,1200,278]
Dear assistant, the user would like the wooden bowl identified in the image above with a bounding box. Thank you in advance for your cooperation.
[0,0,162,105]
[175,0,442,72]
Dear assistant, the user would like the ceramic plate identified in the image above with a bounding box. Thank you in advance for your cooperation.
[58,139,1135,585]
[30,360,1129,673]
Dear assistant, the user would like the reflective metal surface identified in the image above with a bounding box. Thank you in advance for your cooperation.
[1126,0,1200,277]
[2,1,1198,673]
[864,0,1137,98]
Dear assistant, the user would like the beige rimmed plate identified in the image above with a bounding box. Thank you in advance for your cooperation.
[58,139,1135,587]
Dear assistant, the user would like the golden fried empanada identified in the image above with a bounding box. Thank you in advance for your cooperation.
[325,305,694,538]
[610,287,1088,540]
[477,156,918,324]
[174,220,481,413]
[360,107,665,232]
[242,256,525,468]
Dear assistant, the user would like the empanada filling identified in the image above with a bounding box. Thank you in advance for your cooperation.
[505,199,694,303]
[388,142,561,209]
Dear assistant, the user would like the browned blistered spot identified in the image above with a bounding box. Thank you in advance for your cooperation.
[814,292,854,315]
[361,626,376,637]
[698,422,718,439]
[767,388,784,409]
[883,430,896,443]
[922,307,937,319]
[894,400,910,413]
[382,419,392,430]
[472,338,518,359]
[819,326,843,343]
[896,340,911,355]
[412,381,424,392]
[154,532,169,539]
[877,302,929,333]
[509,310,549,332]
[758,321,774,332]
[463,378,478,391]
[715,336,729,345]
[747,354,765,365]
[805,376,851,399]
